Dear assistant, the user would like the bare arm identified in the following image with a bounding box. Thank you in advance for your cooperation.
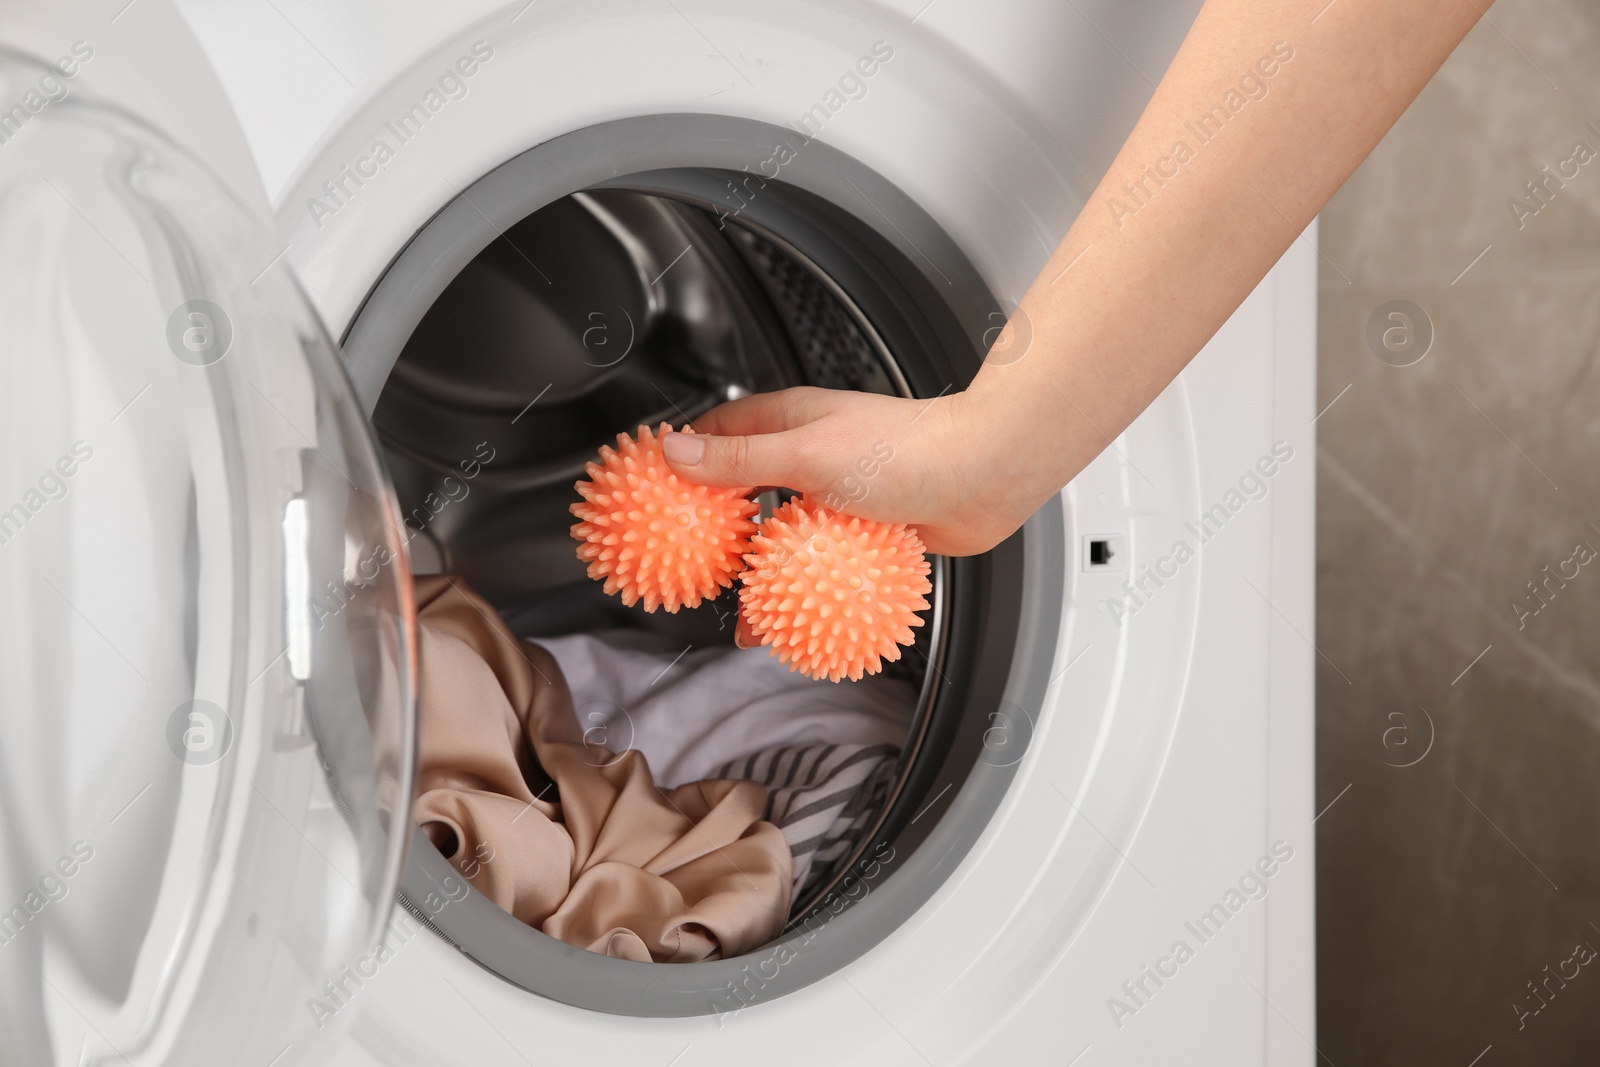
[663,0,1488,556]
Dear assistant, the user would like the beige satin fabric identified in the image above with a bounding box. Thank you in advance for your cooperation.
[411,575,792,962]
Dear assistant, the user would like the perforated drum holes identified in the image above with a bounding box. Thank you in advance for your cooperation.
[725,225,892,394]
[166,299,232,366]
[1366,700,1434,768]
[1365,299,1433,367]
[166,699,233,765]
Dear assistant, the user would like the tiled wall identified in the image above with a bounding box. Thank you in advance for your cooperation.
[1316,1,1600,1063]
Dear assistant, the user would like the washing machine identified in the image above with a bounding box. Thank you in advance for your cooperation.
[0,1,1316,1064]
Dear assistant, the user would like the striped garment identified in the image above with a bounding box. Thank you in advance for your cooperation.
[715,742,899,896]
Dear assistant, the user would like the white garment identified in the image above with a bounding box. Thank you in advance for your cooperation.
[714,742,899,895]
[536,630,915,790]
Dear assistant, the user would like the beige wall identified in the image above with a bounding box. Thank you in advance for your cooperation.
[1316,1,1600,1062]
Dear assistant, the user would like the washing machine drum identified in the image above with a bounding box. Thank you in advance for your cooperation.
[333,114,1047,1021]
[0,56,414,1065]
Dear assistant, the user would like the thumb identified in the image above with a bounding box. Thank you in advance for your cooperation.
[662,428,822,492]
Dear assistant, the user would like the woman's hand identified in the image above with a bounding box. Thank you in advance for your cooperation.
[660,386,1061,557]
[665,0,1487,563]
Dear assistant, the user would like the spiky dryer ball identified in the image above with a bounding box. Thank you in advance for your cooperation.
[571,423,758,613]
[740,498,933,682]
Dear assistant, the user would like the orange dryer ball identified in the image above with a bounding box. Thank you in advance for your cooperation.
[570,423,758,613]
[740,498,933,682]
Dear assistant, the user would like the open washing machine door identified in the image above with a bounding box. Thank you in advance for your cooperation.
[0,49,416,1067]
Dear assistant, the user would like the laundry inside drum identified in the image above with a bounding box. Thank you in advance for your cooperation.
[372,187,945,962]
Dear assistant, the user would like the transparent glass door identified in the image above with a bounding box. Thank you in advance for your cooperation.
[0,54,415,1066]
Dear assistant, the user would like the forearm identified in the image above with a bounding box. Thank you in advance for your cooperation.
[966,0,1486,496]
[667,0,1489,557]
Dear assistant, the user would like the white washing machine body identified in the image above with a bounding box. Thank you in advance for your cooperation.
[0,1,1317,1064]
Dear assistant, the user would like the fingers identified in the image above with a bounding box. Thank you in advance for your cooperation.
[663,426,827,491]
[734,612,757,650]
[689,387,832,438]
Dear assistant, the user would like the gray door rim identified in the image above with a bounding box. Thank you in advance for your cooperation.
[338,112,1064,1018]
